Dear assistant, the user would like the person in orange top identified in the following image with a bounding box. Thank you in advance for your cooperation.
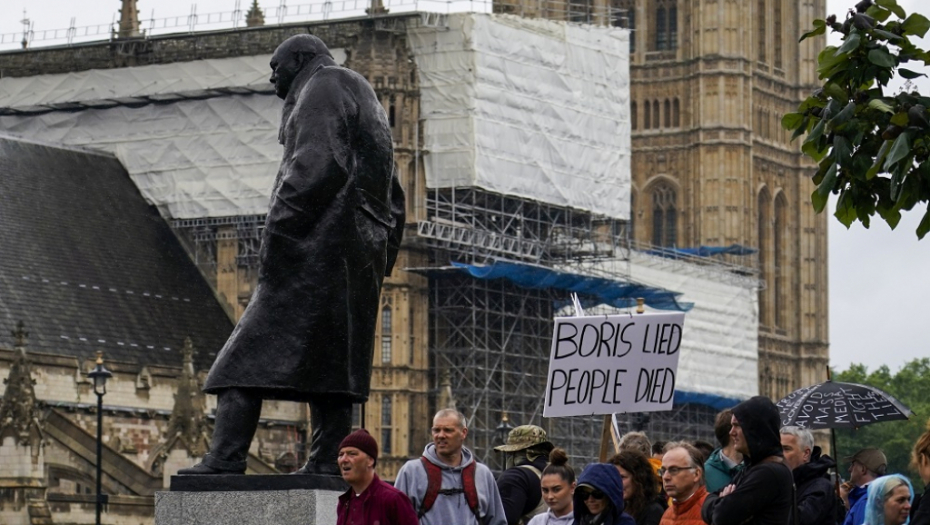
[659,442,708,525]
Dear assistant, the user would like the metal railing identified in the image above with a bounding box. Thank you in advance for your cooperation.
[1,0,624,51]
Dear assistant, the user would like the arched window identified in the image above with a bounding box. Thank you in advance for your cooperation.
[381,395,392,454]
[668,6,678,50]
[630,190,637,240]
[656,7,667,50]
[757,188,771,326]
[651,183,678,247]
[628,8,636,52]
[388,99,396,128]
[673,98,680,127]
[381,305,392,363]
[631,101,638,130]
[652,100,660,129]
[774,193,787,329]
[773,0,782,68]
[664,99,671,127]
[757,0,767,62]
[644,100,652,129]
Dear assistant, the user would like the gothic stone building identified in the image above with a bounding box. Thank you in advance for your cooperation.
[0,0,829,490]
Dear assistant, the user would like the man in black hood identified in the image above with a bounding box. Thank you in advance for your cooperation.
[781,426,839,525]
[701,396,793,525]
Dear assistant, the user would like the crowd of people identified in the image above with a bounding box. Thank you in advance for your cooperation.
[332,398,930,525]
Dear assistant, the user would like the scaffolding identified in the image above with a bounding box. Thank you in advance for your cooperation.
[418,187,629,266]
[428,267,605,469]
[172,215,265,271]
[422,187,731,470]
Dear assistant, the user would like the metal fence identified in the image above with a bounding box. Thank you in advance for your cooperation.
[1,0,625,51]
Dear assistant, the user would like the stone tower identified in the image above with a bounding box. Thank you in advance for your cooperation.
[117,0,141,38]
[613,0,830,399]
[245,0,265,27]
[498,0,832,400]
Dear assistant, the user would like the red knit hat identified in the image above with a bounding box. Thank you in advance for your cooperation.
[339,428,379,465]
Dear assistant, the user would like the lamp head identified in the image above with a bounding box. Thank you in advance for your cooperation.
[88,351,112,396]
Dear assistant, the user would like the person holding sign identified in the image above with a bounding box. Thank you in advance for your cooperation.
[573,463,637,525]
[700,396,793,525]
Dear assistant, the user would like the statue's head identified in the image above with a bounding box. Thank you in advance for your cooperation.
[269,34,333,99]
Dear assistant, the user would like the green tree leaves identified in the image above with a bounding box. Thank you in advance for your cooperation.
[785,1,930,238]
[833,359,930,489]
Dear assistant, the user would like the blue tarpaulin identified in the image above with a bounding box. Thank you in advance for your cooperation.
[450,261,693,312]
[645,244,757,259]
[674,390,742,411]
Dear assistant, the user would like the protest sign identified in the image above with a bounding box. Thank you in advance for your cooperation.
[543,311,686,417]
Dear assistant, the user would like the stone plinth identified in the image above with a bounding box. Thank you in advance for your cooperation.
[156,475,346,525]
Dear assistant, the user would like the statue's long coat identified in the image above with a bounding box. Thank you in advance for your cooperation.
[203,55,404,403]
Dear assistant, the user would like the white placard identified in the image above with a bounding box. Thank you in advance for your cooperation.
[543,311,686,417]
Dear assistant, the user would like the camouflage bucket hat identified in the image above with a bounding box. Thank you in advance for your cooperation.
[494,425,554,452]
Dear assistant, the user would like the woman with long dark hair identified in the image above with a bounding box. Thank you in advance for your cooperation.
[608,450,664,525]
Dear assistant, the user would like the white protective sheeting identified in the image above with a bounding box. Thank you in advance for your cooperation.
[578,255,759,403]
[0,94,282,218]
[0,55,274,108]
[0,52,344,109]
[0,52,345,219]
[408,14,631,219]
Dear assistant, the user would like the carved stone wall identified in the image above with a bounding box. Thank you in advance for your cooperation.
[625,0,830,400]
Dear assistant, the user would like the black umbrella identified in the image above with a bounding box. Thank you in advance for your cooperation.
[776,379,914,498]
[776,380,914,430]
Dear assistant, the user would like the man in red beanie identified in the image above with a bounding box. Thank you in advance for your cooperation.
[336,429,418,525]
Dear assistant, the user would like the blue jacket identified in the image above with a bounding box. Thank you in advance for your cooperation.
[574,463,637,525]
[704,448,743,494]
[843,485,869,525]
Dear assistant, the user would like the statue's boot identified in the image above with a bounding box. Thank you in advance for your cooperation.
[177,388,262,475]
[294,399,352,476]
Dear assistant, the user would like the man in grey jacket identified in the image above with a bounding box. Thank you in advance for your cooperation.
[394,409,506,525]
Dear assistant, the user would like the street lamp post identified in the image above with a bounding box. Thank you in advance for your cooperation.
[495,411,515,471]
[87,351,112,525]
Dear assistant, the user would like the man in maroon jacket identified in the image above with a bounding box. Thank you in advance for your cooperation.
[336,429,418,525]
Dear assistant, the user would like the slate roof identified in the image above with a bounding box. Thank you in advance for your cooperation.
[0,135,233,369]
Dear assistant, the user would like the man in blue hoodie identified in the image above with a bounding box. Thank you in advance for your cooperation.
[701,396,794,525]
[394,409,506,525]
[841,448,887,525]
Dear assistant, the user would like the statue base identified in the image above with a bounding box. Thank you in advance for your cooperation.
[156,475,347,525]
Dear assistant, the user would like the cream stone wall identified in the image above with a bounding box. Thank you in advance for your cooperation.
[620,0,829,400]
[0,437,43,478]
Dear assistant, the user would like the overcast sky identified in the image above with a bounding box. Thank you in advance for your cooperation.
[0,1,927,375]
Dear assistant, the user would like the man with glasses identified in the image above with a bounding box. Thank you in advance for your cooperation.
[840,448,887,525]
[659,442,707,525]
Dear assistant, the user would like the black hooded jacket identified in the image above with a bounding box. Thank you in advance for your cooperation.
[701,396,794,525]
[793,446,838,525]
[911,482,930,525]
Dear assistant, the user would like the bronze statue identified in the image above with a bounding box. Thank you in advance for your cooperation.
[179,34,404,476]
